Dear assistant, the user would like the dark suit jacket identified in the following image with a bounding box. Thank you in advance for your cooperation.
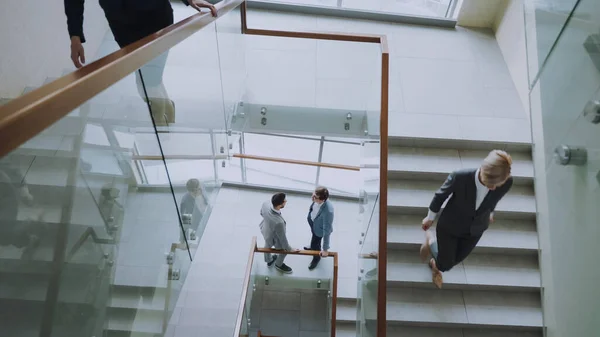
[430,169,513,237]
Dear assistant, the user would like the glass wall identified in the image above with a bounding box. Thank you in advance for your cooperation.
[524,0,579,83]
[251,0,460,19]
[0,66,192,336]
[240,250,336,337]
[526,0,600,336]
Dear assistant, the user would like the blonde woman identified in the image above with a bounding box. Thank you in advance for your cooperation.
[420,150,513,288]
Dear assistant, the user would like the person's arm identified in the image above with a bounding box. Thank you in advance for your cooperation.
[321,208,334,251]
[274,221,293,251]
[490,177,513,214]
[427,171,458,219]
[65,0,86,43]
[183,0,218,16]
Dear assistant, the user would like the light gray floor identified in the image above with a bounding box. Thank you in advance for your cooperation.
[165,187,359,337]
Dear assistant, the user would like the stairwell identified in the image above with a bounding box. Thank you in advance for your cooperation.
[382,134,542,336]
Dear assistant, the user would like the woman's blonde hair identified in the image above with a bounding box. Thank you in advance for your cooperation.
[481,150,512,185]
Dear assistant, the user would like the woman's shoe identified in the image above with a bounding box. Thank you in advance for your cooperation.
[429,258,443,289]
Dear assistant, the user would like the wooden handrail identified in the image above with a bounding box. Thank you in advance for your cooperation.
[244,29,389,54]
[132,154,228,160]
[0,0,244,158]
[233,154,360,171]
[255,247,338,258]
[234,236,257,337]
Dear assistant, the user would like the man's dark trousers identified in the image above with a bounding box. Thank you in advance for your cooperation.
[308,219,322,266]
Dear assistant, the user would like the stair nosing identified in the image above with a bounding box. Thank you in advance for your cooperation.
[388,136,532,152]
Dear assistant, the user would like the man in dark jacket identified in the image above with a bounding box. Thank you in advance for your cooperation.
[64,0,217,125]
[65,0,217,67]
[420,150,513,289]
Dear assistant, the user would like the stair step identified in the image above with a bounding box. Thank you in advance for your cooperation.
[0,224,106,265]
[9,152,130,187]
[336,298,357,322]
[387,253,540,291]
[388,180,536,219]
[387,326,542,337]
[109,286,168,310]
[388,215,539,254]
[0,270,103,304]
[336,321,358,337]
[373,288,543,330]
[389,136,531,152]
[105,307,164,335]
[388,147,533,185]
[112,265,170,288]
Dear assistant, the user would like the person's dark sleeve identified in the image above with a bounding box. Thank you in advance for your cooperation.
[65,0,86,43]
[181,0,190,5]
[429,171,457,213]
[491,177,513,212]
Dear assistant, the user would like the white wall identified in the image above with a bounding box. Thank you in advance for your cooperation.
[456,0,529,119]
[457,0,505,28]
[493,0,530,116]
[0,0,109,99]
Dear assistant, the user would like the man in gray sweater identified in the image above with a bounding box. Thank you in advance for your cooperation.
[260,193,297,274]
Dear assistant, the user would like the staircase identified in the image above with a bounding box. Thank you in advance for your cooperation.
[384,135,543,336]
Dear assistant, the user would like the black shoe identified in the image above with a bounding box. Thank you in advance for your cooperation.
[308,260,320,270]
[275,263,292,274]
[303,246,312,250]
[267,255,278,267]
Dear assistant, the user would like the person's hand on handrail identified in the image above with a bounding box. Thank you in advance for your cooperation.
[188,0,218,17]
[70,36,86,69]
